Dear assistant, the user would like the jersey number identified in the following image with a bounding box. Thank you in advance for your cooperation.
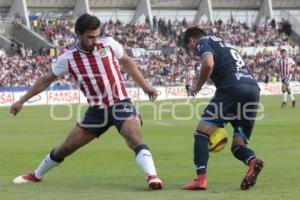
[230,49,245,69]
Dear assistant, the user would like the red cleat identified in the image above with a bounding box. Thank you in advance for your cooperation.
[182,174,207,190]
[240,158,264,190]
[147,175,163,190]
[13,172,42,184]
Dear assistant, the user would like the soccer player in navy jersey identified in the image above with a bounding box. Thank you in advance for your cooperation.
[10,13,162,190]
[181,27,263,190]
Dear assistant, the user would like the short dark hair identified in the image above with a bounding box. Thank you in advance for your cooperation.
[280,49,287,53]
[75,13,100,35]
[183,27,206,45]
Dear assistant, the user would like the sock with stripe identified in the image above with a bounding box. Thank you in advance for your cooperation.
[283,92,288,102]
[288,91,295,101]
[135,144,157,177]
[194,130,209,175]
[231,145,255,166]
[34,149,63,178]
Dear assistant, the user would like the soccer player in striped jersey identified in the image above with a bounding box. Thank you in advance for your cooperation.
[276,49,296,108]
[10,13,162,190]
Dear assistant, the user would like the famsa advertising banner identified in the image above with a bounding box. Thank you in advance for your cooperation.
[0,92,13,107]
[1,82,300,107]
[47,90,80,105]
[13,91,47,106]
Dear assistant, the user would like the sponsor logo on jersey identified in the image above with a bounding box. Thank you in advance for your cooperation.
[99,48,107,57]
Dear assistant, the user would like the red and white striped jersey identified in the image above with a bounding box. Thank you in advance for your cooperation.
[276,57,295,78]
[52,37,129,107]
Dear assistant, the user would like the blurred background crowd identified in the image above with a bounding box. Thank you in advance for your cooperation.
[1,17,299,88]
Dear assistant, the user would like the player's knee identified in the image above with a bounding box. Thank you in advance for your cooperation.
[50,148,65,162]
[123,124,140,135]
[282,85,286,90]
[231,136,246,148]
[197,123,216,136]
[121,124,142,146]
[121,128,142,150]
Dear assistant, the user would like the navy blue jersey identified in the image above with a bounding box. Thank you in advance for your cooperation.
[197,36,258,89]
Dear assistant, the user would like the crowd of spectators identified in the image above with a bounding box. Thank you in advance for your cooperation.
[0,17,299,88]
[30,17,290,50]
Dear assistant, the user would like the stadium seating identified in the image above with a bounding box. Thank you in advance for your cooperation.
[0,18,299,87]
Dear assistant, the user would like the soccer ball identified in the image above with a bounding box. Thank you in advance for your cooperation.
[208,128,228,153]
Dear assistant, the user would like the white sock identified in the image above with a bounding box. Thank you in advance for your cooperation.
[34,153,60,179]
[283,92,288,102]
[289,92,295,101]
[136,149,157,177]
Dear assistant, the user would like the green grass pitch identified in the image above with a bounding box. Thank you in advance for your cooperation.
[0,95,299,200]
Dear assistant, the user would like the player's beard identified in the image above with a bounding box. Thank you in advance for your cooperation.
[80,42,95,52]
[85,44,95,52]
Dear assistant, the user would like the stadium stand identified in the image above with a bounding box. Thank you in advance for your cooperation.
[0,0,300,88]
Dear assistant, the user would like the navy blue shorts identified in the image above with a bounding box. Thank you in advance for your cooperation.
[200,84,260,143]
[281,76,290,84]
[77,99,141,137]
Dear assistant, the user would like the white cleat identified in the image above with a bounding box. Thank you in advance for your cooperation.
[13,172,42,184]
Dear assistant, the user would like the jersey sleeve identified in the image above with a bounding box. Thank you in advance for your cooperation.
[275,58,280,67]
[288,57,296,66]
[51,54,69,77]
[197,38,215,59]
[108,37,124,59]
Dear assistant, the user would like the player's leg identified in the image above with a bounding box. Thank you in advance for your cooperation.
[182,123,218,190]
[113,100,162,190]
[286,83,296,107]
[13,106,109,184]
[37,126,96,175]
[281,82,288,107]
[120,117,163,189]
[230,85,263,190]
[194,124,218,176]
[231,127,264,190]
[231,122,256,167]
[13,126,96,184]
[182,91,232,190]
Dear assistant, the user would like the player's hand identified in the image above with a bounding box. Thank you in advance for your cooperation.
[190,85,201,96]
[189,75,201,96]
[185,84,191,96]
[10,101,23,116]
[144,86,159,101]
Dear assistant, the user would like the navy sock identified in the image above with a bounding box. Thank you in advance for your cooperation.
[194,130,209,174]
[231,145,255,165]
